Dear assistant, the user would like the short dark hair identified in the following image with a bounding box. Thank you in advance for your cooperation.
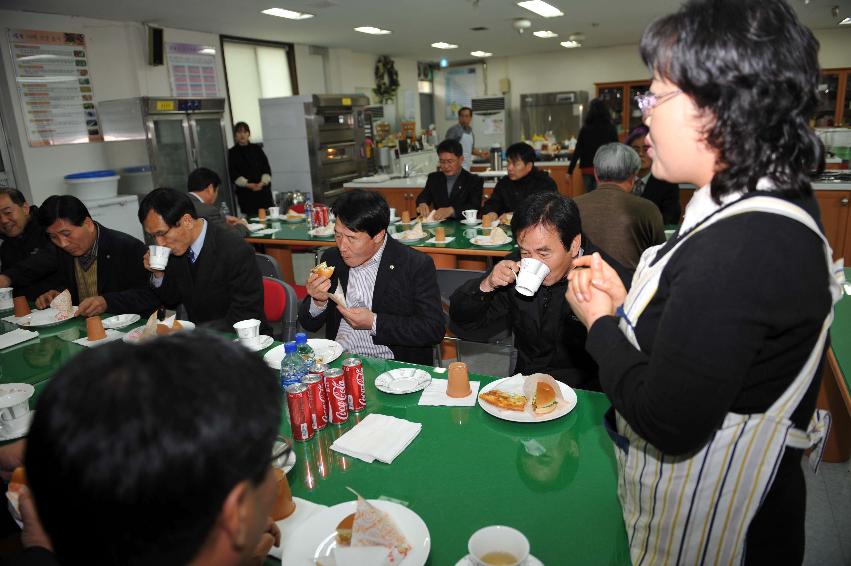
[138,187,197,226]
[624,125,649,148]
[506,142,536,165]
[511,191,582,251]
[436,139,463,157]
[25,332,281,565]
[38,195,90,228]
[187,168,221,193]
[333,189,390,237]
[0,188,26,207]
[640,0,822,200]
[233,121,250,135]
[458,107,472,117]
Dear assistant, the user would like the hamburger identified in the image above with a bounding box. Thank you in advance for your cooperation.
[531,381,558,415]
[336,513,355,546]
[311,262,335,279]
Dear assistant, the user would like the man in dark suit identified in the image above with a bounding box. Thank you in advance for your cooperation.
[415,139,483,220]
[32,195,158,317]
[298,190,444,365]
[187,167,249,236]
[139,188,267,333]
[626,126,682,224]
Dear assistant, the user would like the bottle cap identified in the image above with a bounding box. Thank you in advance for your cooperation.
[295,332,307,344]
[284,341,296,353]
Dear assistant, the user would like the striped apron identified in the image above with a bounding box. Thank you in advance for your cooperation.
[610,194,845,566]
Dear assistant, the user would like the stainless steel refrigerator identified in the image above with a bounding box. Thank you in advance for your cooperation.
[519,91,590,144]
[97,97,235,212]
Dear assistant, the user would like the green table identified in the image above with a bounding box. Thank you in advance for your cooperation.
[820,268,851,462]
[828,268,851,403]
[246,219,516,284]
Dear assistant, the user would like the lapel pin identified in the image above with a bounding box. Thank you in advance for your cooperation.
[389,265,395,270]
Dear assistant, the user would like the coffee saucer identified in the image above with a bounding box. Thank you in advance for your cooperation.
[455,554,543,566]
[233,335,274,352]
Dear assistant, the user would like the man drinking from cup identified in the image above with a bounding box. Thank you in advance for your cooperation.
[415,139,483,221]
[449,192,630,389]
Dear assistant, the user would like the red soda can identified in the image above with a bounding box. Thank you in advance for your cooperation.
[321,205,330,226]
[286,383,314,442]
[342,357,366,412]
[302,374,328,431]
[324,368,349,424]
[307,362,326,380]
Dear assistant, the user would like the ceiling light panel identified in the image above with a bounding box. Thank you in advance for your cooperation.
[431,42,458,49]
[560,40,581,48]
[517,1,564,18]
[261,8,314,20]
[533,30,558,38]
[470,50,493,57]
[354,26,392,35]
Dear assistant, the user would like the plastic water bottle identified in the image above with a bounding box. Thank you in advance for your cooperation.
[295,332,315,370]
[280,341,306,389]
[305,195,314,231]
[220,201,230,217]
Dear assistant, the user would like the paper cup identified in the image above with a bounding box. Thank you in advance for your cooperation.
[447,361,471,398]
[0,384,33,435]
[401,210,410,224]
[148,245,171,270]
[515,258,550,297]
[468,525,530,566]
[389,207,397,221]
[463,209,478,222]
[272,467,296,520]
[435,227,446,242]
[0,288,12,310]
[258,208,267,221]
[13,296,30,317]
[268,206,280,218]
[86,316,107,341]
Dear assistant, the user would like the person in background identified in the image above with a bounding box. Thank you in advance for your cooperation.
[0,188,61,301]
[444,107,488,171]
[625,124,682,224]
[298,190,444,365]
[574,143,665,269]
[228,122,274,217]
[25,333,283,565]
[139,188,267,333]
[481,142,557,226]
[188,167,249,236]
[567,98,618,192]
[566,0,837,563]
[33,196,158,317]
[415,139,484,220]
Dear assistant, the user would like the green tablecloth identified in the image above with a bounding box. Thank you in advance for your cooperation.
[829,268,851,397]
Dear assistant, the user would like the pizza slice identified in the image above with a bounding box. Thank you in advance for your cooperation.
[478,389,527,412]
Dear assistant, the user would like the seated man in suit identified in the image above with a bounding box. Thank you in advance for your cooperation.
[25,333,283,565]
[188,167,249,235]
[415,139,483,220]
[139,188,267,332]
[298,190,444,365]
[481,142,557,226]
[574,143,665,270]
[0,188,61,301]
[450,192,631,390]
[625,125,682,225]
[31,195,158,317]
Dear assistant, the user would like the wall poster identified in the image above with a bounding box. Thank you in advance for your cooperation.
[8,28,102,147]
[167,43,220,98]
[444,67,478,120]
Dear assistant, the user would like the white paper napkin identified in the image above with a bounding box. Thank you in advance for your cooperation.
[330,414,422,464]
[425,236,456,244]
[72,329,125,348]
[250,228,278,236]
[418,378,480,407]
[268,497,328,560]
[0,329,39,350]
[245,223,265,231]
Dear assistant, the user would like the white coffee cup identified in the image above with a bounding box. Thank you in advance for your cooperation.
[463,209,478,222]
[389,208,397,221]
[0,287,13,311]
[268,206,281,218]
[468,525,530,566]
[148,245,171,270]
[233,319,261,345]
[0,383,34,436]
[515,258,550,297]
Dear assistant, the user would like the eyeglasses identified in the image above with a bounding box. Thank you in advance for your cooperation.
[149,225,175,239]
[270,435,293,468]
[438,158,459,165]
[635,89,682,116]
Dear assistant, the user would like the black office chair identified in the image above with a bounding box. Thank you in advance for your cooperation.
[255,253,283,280]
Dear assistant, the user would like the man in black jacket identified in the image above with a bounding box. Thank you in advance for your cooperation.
[481,142,557,225]
[140,188,267,333]
[32,196,159,317]
[0,188,61,301]
[298,190,444,365]
[450,192,631,390]
[415,139,483,220]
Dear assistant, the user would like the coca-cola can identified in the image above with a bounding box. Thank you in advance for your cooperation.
[313,204,330,227]
[324,368,349,424]
[342,357,366,412]
[286,383,314,442]
[307,362,326,380]
[302,374,328,431]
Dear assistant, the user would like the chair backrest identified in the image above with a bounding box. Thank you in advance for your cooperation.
[438,268,512,345]
[262,276,299,341]
[256,253,283,280]
[436,268,486,307]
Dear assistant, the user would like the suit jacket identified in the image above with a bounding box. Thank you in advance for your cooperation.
[642,176,682,225]
[297,237,444,365]
[481,167,557,216]
[416,169,483,218]
[154,222,267,332]
[190,195,249,236]
[0,206,62,300]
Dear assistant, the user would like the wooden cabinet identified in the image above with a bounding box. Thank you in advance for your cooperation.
[596,80,651,140]
[355,188,420,218]
[539,165,571,196]
[816,68,851,128]
[815,190,850,263]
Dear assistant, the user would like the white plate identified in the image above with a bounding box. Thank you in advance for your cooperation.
[233,334,274,352]
[283,216,306,223]
[460,218,481,226]
[281,500,431,566]
[391,232,429,243]
[308,226,336,237]
[470,235,513,247]
[375,368,432,394]
[122,320,196,343]
[477,376,577,423]
[0,411,34,442]
[421,219,442,227]
[455,554,543,566]
[14,307,77,328]
[102,314,141,329]
[263,339,344,369]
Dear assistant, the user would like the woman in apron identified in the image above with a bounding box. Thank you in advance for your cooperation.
[228,122,275,217]
[566,1,843,564]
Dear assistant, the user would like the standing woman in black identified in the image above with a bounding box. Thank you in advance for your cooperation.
[228,122,274,216]
[567,98,618,193]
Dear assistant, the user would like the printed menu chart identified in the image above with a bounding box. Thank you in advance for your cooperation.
[167,43,220,98]
[8,29,102,147]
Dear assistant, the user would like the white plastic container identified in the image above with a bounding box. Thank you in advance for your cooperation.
[64,170,120,199]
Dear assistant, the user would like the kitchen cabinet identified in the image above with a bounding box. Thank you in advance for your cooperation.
[816,69,851,128]
[356,188,419,218]
[539,165,571,196]
[596,80,651,140]
[815,190,850,263]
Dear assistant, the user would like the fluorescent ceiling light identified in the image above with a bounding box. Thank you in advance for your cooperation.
[199,47,216,55]
[533,30,558,38]
[840,17,851,25]
[354,26,391,35]
[517,0,564,18]
[471,50,492,57]
[431,42,458,49]
[560,40,581,48]
[261,8,314,20]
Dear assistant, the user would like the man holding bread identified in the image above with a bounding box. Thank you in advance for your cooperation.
[298,190,444,365]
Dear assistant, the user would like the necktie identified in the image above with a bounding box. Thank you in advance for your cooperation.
[633,178,645,196]
[187,249,196,264]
